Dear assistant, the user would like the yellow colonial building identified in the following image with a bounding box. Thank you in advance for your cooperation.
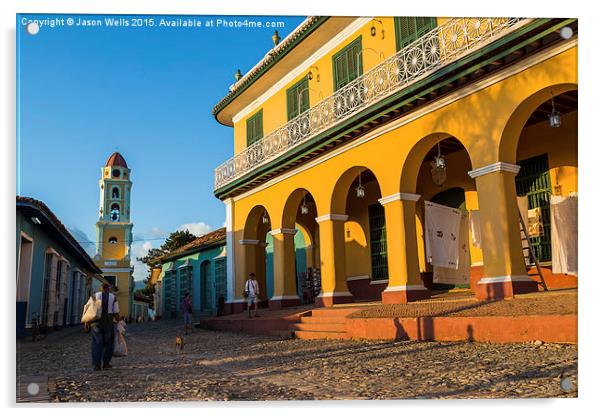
[212,17,578,313]
[94,152,135,318]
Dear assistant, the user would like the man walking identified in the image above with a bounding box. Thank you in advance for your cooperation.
[181,292,193,335]
[245,273,260,318]
[87,283,119,371]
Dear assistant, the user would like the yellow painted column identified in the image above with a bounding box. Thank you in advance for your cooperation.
[315,214,353,306]
[464,190,483,266]
[468,162,538,299]
[379,193,430,303]
[269,228,301,309]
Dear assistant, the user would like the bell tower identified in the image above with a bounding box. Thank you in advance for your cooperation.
[94,152,134,318]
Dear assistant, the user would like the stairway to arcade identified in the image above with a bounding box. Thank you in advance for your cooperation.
[290,307,359,340]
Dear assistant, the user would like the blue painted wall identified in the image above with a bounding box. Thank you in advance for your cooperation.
[160,243,226,318]
[16,210,97,335]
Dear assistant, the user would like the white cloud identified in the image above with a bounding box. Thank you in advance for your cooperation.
[130,240,154,282]
[177,222,212,237]
[68,227,96,257]
[150,227,165,238]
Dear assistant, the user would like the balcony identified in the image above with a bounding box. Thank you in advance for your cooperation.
[214,17,527,192]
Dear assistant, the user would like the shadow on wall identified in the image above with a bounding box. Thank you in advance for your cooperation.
[391,300,496,341]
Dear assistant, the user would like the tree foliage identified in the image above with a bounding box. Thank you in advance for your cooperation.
[135,229,199,296]
[161,229,197,253]
[136,229,198,267]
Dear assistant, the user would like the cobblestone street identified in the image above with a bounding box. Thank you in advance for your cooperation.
[16,319,577,401]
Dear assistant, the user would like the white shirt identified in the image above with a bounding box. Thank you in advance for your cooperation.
[245,279,259,297]
[94,291,120,314]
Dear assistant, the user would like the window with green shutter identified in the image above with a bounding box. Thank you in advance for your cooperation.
[286,77,310,121]
[246,109,264,146]
[164,270,177,318]
[368,203,389,281]
[394,17,437,50]
[332,36,363,91]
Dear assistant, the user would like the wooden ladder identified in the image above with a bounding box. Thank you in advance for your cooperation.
[518,210,548,291]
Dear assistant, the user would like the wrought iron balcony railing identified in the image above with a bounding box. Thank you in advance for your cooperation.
[214,17,527,191]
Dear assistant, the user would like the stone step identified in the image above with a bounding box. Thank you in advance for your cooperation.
[291,322,347,332]
[294,330,351,340]
[300,316,347,324]
[310,308,359,317]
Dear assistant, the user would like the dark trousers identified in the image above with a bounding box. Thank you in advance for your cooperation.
[91,324,114,367]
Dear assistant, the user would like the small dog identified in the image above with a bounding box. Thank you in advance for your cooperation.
[175,335,185,353]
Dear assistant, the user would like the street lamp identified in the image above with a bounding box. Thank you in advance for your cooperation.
[262,210,269,224]
[355,173,365,198]
[548,96,562,128]
[431,142,447,186]
[300,195,309,215]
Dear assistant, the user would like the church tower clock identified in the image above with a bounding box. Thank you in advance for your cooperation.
[94,152,134,318]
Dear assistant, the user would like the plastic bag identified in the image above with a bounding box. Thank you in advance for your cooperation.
[116,320,126,335]
[81,296,102,323]
[113,327,128,357]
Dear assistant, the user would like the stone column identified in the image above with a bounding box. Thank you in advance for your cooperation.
[269,228,301,309]
[379,193,430,303]
[468,162,538,300]
[315,214,353,307]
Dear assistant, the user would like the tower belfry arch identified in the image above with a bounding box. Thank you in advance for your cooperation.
[94,151,134,318]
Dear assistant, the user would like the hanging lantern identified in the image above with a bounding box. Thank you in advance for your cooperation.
[262,210,269,224]
[300,196,309,215]
[548,97,562,128]
[430,142,447,186]
[355,173,365,198]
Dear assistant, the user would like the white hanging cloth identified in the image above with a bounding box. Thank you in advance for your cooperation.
[469,210,481,249]
[551,193,578,275]
[425,201,462,269]
[433,211,471,285]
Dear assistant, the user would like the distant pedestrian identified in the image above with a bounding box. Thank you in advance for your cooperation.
[181,292,193,335]
[84,283,119,371]
[245,273,260,318]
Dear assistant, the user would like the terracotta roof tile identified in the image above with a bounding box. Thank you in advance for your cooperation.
[161,227,226,261]
[105,152,128,168]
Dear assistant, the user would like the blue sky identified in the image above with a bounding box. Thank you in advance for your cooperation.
[17,14,306,280]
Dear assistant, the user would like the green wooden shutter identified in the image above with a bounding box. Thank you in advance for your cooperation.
[214,258,227,310]
[332,36,363,91]
[395,17,437,50]
[246,109,264,146]
[286,78,309,121]
[515,154,552,262]
[164,270,177,318]
[201,262,212,312]
[178,266,191,313]
[369,203,389,281]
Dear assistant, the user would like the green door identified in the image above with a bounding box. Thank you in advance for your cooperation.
[214,258,227,316]
[201,261,212,313]
[515,154,552,262]
[368,203,388,280]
